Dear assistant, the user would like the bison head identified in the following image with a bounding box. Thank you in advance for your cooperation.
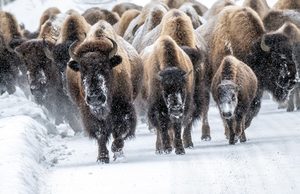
[157,67,191,121]
[216,80,238,119]
[68,37,122,119]
[15,40,53,104]
[43,40,71,93]
[247,33,297,102]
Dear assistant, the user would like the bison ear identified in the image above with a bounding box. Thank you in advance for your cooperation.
[110,55,122,69]
[68,60,80,72]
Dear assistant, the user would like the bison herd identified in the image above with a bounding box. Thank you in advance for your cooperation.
[0,0,299,163]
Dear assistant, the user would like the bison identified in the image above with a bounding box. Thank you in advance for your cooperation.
[82,7,120,26]
[273,0,300,10]
[242,0,270,19]
[0,11,27,95]
[66,20,143,163]
[196,6,297,141]
[14,14,68,124]
[112,2,142,17]
[42,14,90,132]
[141,35,198,154]
[212,55,258,144]
[114,9,140,37]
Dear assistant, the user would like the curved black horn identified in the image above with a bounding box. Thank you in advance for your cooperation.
[68,41,80,62]
[106,36,118,59]
[43,38,54,60]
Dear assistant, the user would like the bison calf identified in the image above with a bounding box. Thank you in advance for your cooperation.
[212,55,258,144]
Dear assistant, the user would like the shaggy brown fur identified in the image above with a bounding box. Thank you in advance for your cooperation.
[132,4,168,52]
[141,35,195,154]
[66,21,143,163]
[123,2,168,43]
[212,55,257,144]
[38,14,68,43]
[139,9,196,52]
[197,5,297,141]
[263,10,300,32]
[273,0,300,10]
[112,2,143,17]
[57,14,90,44]
[243,0,270,18]
[82,7,120,26]
[0,11,23,43]
[0,11,27,95]
[203,0,235,20]
[114,9,140,37]
[179,2,203,28]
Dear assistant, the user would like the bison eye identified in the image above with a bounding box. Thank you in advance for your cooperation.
[68,61,80,72]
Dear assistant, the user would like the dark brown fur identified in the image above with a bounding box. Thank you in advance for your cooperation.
[66,21,143,163]
[112,2,142,17]
[212,55,257,144]
[141,35,195,154]
[114,9,140,37]
[82,7,120,26]
[197,6,297,141]
[273,0,300,10]
[243,0,270,18]
[263,10,300,32]
[0,11,27,95]
[203,0,235,20]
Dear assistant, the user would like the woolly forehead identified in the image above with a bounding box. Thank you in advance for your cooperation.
[85,21,115,40]
[159,68,187,87]
[75,39,116,57]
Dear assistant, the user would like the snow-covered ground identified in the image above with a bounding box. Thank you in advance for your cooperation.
[1,0,299,194]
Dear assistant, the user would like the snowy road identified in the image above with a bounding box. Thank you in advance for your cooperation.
[41,100,300,194]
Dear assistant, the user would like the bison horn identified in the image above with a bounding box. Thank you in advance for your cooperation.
[106,36,118,59]
[261,35,270,52]
[68,41,80,62]
[5,40,15,53]
[43,38,54,61]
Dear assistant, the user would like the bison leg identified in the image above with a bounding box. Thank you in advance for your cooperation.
[201,88,211,141]
[155,129,163,154]
[295,87,300,110]
[245,92,262,129]
[226,119,237,145]
[97,133,110,164]
[160,122,172,154]
[173,122,185,155]
[183,121,194,148]
[286,91,295,112]
[111,100,137,160]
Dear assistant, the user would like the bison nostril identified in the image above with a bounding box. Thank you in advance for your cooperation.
[98,94,106,103]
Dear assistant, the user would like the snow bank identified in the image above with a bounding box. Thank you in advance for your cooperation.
[0,88,49,194]
[0,116,47,194]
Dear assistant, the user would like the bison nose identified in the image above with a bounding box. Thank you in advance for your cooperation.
[222,112,232,119]
[87,93,106,105]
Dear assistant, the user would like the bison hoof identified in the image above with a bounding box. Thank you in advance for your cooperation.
[155,149,163,155]
[229,136,238,145]
[175,147,185,155]
[163,147,172,154]
[97,157,109,164]
[183,141,194,149]
[287,107,294,112]
[201,135,211,141]
[240,136,247,143]
[113,151,125,161]
[97,152,109,164]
